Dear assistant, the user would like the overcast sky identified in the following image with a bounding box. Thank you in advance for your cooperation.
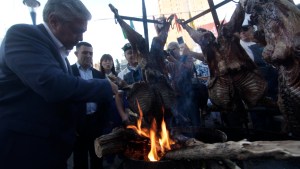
[1,0,300,65]
[0,0,161,64]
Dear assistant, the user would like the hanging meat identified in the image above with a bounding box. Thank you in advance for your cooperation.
[178,3,267,126]
[240,0,300,136]
[109,4,176,128]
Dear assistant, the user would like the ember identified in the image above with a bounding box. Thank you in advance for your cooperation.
[127,100,174,161]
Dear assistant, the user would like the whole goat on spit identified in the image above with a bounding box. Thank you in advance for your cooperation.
[178,2,267,127]
[240,0,300,137]
[109,4,176,129]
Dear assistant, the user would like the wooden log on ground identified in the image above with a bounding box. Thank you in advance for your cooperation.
[95,127,300,160]
[94,127,147,158]
[164,140,300,160]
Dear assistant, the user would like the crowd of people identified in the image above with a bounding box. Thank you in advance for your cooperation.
[0,0,284,169]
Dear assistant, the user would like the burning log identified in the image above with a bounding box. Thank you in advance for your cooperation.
[94,127,202,159]
[95,127,300,161]
[95,114,177,161]
[164,140,300,160]
[94,127,139,158]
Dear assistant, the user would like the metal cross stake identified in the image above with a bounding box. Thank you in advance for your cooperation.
[182,0,233,30]
[116,0,160,51]
[117,0,233,50]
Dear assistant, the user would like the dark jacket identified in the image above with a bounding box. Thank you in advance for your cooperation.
[0,24,112,169]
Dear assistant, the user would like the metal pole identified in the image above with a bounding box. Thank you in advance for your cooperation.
[142,0,149,50]
[30,11,37,25]
[119,15,160,24]
[182,0,231,25]
[207,0,220,29]
[23,0,40,25]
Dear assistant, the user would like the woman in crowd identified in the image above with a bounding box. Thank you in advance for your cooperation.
[100,54,118,79]
[99,54,128,132]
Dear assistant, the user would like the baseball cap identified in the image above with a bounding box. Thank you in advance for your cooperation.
[122,43,132,52]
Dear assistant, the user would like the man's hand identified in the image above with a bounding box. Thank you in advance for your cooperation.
[181,43,191,56]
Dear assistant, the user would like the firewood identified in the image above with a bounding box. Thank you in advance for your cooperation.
[95,127,300,160]
[164,140,300,160]
[94,127,147,158]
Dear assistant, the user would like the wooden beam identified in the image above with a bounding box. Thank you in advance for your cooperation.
[164,140,300,160]
[95,128,300,160]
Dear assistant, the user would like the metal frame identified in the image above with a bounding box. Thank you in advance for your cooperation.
[119,0,233,50]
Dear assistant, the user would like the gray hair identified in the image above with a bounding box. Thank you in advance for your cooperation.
[167,42,179,50]
[43,0,92,23]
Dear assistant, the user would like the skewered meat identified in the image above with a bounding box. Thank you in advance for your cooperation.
[240,0,300,136]
[179,3,267,126]
[109,4,176,127]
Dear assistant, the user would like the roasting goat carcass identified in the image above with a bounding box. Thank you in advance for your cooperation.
[240,0,300,136]
[109,4,176,128]
[179,3,267,127]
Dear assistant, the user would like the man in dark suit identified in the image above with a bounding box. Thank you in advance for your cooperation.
[71,42,105,169]
[0,1,117,169]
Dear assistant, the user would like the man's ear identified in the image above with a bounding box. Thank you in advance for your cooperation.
[48,13,60,30]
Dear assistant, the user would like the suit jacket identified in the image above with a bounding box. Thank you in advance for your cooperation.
[70,64,107,136]
[0,24,113,169]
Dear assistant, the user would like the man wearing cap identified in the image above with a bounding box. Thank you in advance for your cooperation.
[239,23,279,130]
[165,41,206,127]
[240,24,257,61]
[117,43,143,84]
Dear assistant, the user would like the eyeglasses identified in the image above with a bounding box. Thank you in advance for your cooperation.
[241,26,251,32]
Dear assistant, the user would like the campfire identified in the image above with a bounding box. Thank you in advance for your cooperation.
[126,101,175,161]
[122,101,175,161]
[94,1,300,168]
[95,110,300,169]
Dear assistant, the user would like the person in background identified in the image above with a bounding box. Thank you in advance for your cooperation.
[165,41,207,127]
[99,54,126,132]
[71,42,105,169]
[0,0,117,169]
[99,53,127,169]
[117,43,143,84]
[100,54,118,78]
[239,24,257,61]
[240,24,278,101]
[116,43,143,125]
[195,57,210,86]
[239,23,279,130]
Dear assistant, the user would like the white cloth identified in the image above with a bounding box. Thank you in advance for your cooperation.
[240,40,256,61]
[117,65,139,80]
[76,63,97,115]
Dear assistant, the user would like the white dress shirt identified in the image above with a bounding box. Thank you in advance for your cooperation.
[43,23,70,69]
[240,40,256,61]
[76,63,97,115]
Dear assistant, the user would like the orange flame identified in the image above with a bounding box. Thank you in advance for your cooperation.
[159,116,174,152]
[127,99,149,137]
[148,119,159,161]
[127,100,174,161]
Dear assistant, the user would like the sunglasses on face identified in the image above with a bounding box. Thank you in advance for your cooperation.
[241,26,251,32]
